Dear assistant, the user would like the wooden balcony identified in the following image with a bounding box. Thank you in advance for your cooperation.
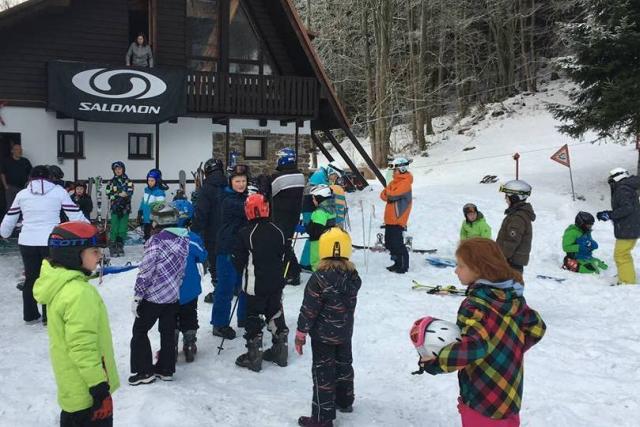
[186,72,319,119]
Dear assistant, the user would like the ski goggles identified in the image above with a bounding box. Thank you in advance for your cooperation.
[409,316,434,358]
[498,184,529,195]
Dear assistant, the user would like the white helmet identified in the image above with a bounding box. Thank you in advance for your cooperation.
[609,167,630,182]
[499,179,532,201]
[410,317,462,358]
[388,157,412,173]
[310,184,332,199]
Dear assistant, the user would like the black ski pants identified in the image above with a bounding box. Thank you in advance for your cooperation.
[60,408,112,427]
[310,338,355,422]
[130,300,178,375]
[204,239,218,284]
[284,237,301,279]
[384,225,409,273]
[176,298,199,333]
[244,291,288,340]
[19,245,49,322]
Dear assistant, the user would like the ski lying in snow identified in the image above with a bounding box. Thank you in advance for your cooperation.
[536,275,566,283]
[351,244,437,254]
[426,256,457,268]
[412,280,466,296]
[95,262,139,278]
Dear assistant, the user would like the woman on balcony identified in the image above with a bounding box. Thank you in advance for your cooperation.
[125,33,154,68]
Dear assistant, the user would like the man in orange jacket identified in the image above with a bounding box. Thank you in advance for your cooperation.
[380,157,413,273]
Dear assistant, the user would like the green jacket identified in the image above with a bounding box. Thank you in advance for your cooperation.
[309,200,337,271]
[460,213,492,240]
[33,260,120,412]
[562,224,583,255]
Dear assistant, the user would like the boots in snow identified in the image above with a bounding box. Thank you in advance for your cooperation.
[183,330,198,363]
[297,416,333,427]
[212,326,236,340]
[263,330,288,367]
[109,241,119,258]
[235,334,263,372]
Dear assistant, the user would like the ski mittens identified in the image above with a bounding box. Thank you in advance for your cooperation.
[295,330,307,355]
[89,381,113,421]
[131,297,142,318]
[596,211,612,221]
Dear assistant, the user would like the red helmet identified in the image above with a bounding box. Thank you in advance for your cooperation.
[244,193,269,220]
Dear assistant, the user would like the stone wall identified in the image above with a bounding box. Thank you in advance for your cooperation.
[212,129,312,177]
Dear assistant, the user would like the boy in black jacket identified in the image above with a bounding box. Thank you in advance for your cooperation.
[295,227,361,427]
[71,181,93,221]
[232,193,288,372]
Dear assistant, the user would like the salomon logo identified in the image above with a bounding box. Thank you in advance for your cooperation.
[72,69,167,99]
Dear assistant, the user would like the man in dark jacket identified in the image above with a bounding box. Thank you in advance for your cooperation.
[496,180,535,273]
[597,168,640,284]
[1,143,32,210]
[192,158,227,300]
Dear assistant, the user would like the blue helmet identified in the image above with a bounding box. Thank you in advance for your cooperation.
[171,199,194,228]
[276,147,296,167]
[111,161,125,172]
[147,168,162,183]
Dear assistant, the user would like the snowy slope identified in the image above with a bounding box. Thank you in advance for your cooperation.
[1,81,639,426]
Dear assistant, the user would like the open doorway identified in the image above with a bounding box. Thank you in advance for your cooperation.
[0,132,21,219]
[128,0,150,46]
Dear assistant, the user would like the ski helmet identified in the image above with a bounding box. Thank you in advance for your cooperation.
[575,211,595,231]
[499,179,531,202]
[147,168,162,183]
[48,222,105,272]
[388,157,412,173]
[410,317,462,359]
[319,227,352,260]
[609,167,630,183]
[326,163,343,178]
[111,161,126,172]
[276,147,296,168]
[151,202,179,227]
[245,193,270,220]
[204,158,224,175]
[171,199,194,227]
[310,184,332,203]
[30,165,51,180]
[48,165,64,180]
[462,203,477,216]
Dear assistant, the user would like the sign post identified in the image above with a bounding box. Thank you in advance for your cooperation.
[550,144,575,201]
[513,153,520,179]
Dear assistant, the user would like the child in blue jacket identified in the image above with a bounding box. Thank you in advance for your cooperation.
[138,169,166,241]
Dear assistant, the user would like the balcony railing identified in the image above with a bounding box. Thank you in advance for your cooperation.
[186,72,319,119]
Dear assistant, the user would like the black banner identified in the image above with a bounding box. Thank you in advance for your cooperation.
[48,61,186,124]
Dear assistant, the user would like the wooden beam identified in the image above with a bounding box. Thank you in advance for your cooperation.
[310,132,334,162]
[342,126,386,187]
[321,130,368,188]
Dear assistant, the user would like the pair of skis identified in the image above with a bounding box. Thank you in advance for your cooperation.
[411,280,466,296]
[352,232,438,254]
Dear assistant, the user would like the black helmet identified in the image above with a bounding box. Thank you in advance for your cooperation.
[48,222,105,273]
[48,165,64,180]
[30,165,51,180]
[204,158,224,176]
[575,211,595,231]
[111,161,126,172]
[462,203,477,216]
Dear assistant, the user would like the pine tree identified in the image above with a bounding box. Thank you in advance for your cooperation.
[550,0,640,140]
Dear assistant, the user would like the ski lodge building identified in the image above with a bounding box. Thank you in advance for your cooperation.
[0,0,382,215]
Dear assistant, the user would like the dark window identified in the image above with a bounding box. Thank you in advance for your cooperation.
[244,137,266,160]
[187,0,220,71]
[229,5,259,61]
[128,133,153,159]
[57,131,84,159]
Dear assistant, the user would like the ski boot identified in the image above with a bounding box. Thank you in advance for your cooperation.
[204,292,214,303]
[183,330,198,363]
[109,241,119,258]
[235,334,263,372]
[212,326,236,340]
[263,330,288,367]
[297,417,333,427]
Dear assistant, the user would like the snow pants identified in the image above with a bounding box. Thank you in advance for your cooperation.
[458,398,520,427]
[109,213,129,242]
[614,239,637,284]
[244,291,287,340]
[142,223,152,242]
[211,254,246,327]
[309,339,355,422]
[385,225,409,273]
[130,300,178,375]
[176,298,199,333]
[204,239,218,284]
[60,407,112,427]
[20,245,48,322]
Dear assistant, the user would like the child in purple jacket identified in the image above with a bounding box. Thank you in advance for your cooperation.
[128,203,189,386]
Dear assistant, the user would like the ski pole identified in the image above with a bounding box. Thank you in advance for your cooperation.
[216,294,239,355]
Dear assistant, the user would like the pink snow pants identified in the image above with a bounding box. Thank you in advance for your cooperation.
[458,398,520,427]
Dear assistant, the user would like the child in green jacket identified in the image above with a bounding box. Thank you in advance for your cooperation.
[34,222,119,427]
[562,211,608,274]
[460,203,492,240]
[307,185,337,271]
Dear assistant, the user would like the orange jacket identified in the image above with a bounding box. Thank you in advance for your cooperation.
[380,172,413,227]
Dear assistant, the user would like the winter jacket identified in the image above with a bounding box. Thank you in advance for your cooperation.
[331,184,348,226]
[191,171,227,243]
[134,228,189,304]
[0,179,88,246]
[138,185,166,224]
[33,261,120,412]
[609,175,640,239]
[297,269,362,345]
[308,168,329,186]
[216,187,248,255]
[423,279,546,419]
[380,172,413,227]
[106,174,134,215]
[496,202,536,266]
[71,194,93,221]
[179,231,207,305]
[308,199,337,271]
[270,165,305,239]
[232,219,286,296]
[459,213,492,240]
[125,43,154,67]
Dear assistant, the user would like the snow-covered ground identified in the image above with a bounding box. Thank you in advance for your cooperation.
[1,81,639,426]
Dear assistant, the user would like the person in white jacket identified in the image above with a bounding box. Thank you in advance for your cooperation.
[0,165,88,324]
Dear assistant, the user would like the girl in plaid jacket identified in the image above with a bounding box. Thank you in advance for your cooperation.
[420,237,546,427]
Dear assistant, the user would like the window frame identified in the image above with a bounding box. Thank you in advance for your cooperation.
[128,133,154,160]
[57,130,85,159]
[243,136,266,160]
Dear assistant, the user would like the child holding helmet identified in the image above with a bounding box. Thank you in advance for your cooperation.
[295,227,361,427]
[413,237,545,427]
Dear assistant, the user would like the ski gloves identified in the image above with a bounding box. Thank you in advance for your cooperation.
[295,330,307,355]
[89,382,113,421]
[131,297,142,318]
[596,211,612,221]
